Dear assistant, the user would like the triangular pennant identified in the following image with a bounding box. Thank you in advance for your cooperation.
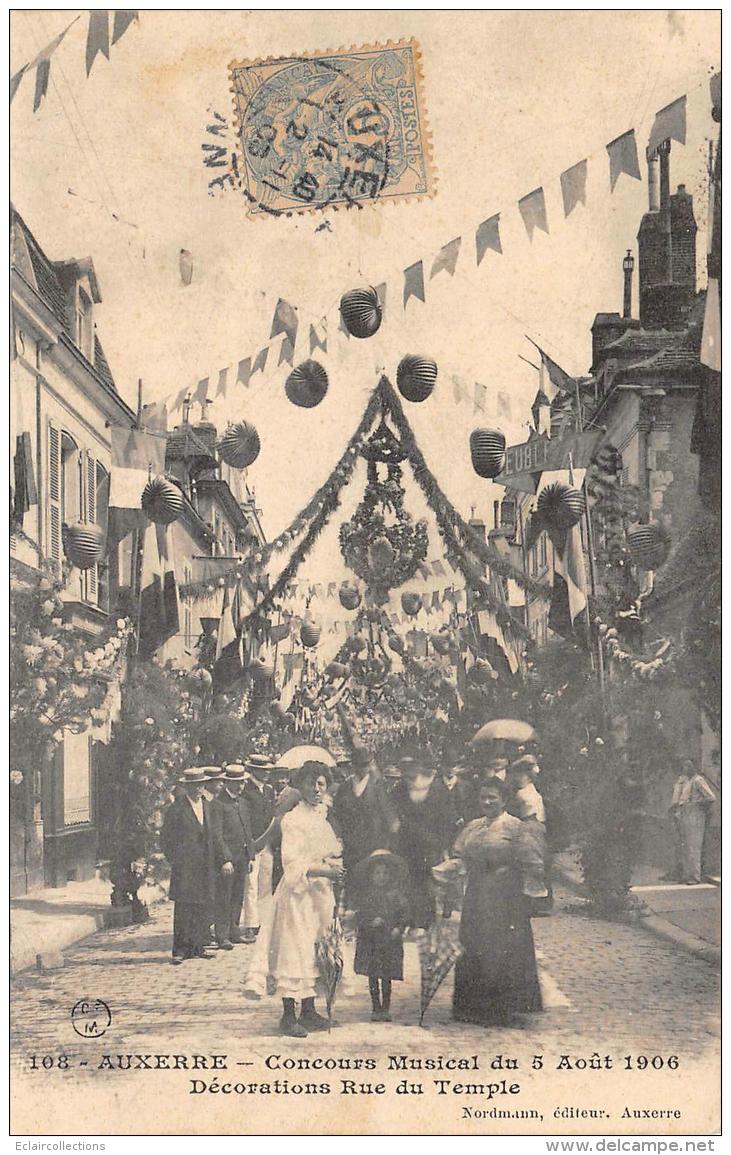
[236,357,252,388]
[647,96,686,156]
[560,159,587,217]
[111,10,138,45]
[475,214,502,264]
[518,187,548,240]
[86,10,110,75]
[606,129,641,191]
[430,237,461,279]
[403,261,425,307]
[33,58,51,112]
[216,367,229,397]
[251,346,269,376]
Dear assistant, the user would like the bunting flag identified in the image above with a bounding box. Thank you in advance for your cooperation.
[647,96,686,156]
[33,59,51,113]
[191,377,209,407]
[109,427,166,539]
[532,389,551,436]
[452,377,463,406]
[403,260,425,307]
[10,64,29,103]
[430,237,462,279]
[606,129,641,190]
[112,10,138,45]
[278,335,295,366]
[473,382,487,412]
[236,357,252,388]
[431,560,447,577]
[172,385,189,412]
[251,345,269,376]
[518,188,548,240]
[548,521,588,639]
[86,10,110,75]
[12,17,78,108]
[375,283,387,316]
[215,367,228,396]
[560,160,587,217]
[140,400,168,433]
[309,320,327,355]
[475,214,502,264]
[179,249,194,286]
[270,298,299,346]
[213,585,243,691]
[497,391,512,417]
[534,345,575,401]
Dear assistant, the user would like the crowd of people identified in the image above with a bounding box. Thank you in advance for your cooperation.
[160,745,553,1036]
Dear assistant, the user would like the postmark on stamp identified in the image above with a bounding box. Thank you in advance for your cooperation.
[229,40,433,216]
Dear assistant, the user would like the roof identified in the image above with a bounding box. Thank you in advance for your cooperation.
[165,424,218,468]
[613,345,700,383]
[11,207,120,397]
[603,327,683,356]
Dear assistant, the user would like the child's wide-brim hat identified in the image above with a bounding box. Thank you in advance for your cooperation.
[350,849,409,887]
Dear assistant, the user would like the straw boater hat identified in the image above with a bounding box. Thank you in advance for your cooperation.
[178,767,208,786]
[245,753,277,774]
[223,764,247,782]
[203,767,225,780]
[351,849,409,889]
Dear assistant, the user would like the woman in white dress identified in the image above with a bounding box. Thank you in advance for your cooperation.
[244,762,344,1037]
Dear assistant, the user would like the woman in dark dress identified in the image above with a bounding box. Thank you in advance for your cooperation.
[390,756,458,928]
[445,775,545,1025]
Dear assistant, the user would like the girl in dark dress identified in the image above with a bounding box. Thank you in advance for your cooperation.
[352,850,410,1022]
[443,776,546,1026]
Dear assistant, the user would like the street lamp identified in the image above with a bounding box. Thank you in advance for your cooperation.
[623,250,635,319]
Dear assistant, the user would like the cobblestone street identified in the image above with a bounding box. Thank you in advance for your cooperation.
[11,890,720,1134]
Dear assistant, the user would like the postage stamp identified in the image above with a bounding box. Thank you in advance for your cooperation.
[229,40,433,216]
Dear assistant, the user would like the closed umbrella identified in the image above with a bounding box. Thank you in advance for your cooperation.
[276,744,336,770]
[471,719,536,746]
[417,920,463,1027]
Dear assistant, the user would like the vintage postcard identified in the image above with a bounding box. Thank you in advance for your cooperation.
[9,9,721,1139]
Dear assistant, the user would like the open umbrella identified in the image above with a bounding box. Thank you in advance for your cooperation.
[471,719,537,746]
[276,744,336,769]
[417,919,463,1027]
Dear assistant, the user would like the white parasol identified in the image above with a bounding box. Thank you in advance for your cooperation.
[275,744,337,770]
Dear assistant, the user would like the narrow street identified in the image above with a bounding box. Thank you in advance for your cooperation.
[11,889,720,1134]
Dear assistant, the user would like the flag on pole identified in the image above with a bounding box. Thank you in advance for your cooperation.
[535,346,575,401]
[647,96,686,156]
[560,160,587,217]
[532,389,551,436]
[518,188,549,240]
[213,585,243,691]
[475,214,502,264]
[109,428,166,539]
[548,520,588,638]
[606,129,641,190]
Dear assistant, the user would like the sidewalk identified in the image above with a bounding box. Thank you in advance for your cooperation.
[553,851,721,966]
[10,877,167,976]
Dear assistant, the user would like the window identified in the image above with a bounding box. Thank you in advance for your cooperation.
[63,729,92,826]
[538,533,547,571]
[76,288,94,361]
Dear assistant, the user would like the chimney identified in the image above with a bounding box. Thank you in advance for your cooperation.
[647,152,660,211]
[670,183,697,291]
[658,140,671,210]
[622,250,635,318]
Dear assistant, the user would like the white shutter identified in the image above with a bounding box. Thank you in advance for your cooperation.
[47,421,62,569]
[83,451,98,604]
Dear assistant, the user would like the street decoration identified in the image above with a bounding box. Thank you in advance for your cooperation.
[217,420,261,468]
[397,355,438,402]
[470,428,507,478]
[141,475,184,525]
[63,521,106,569]
[339,286,382,338]
[285,359,329,408]
[626,522,671,570]
[300,620,321,648]
[338,582,361,610]
[401,591,423,617]
[536,481,585,530]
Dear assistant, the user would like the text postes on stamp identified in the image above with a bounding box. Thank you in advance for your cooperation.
[229,40,432,216]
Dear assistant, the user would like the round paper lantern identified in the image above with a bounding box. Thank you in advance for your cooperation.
[217,421,261,469]
[338,583,361,610]
[627,522,670,570]
[536,482,585,530]
[64,522,105,570]
[141,475,184,525]
[339,286,382,339]
[300,620,321,648]
[368,535,395,573]
[401,591,422,617]
[397,355,438,403]
[285,360,329,409]
[470,429,506,479]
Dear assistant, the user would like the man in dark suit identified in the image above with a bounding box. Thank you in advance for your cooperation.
[209,765,255,950]
[160,767,216,965]
[331,748,399,904]
[241,754,278,943]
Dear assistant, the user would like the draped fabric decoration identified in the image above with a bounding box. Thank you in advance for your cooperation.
[606,129,641,190]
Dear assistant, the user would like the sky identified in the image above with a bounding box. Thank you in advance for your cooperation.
[10,10,720,605]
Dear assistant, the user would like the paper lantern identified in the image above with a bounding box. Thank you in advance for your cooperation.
[338,583,361,610]
[536,482,585,530]
[63,522,105,570]
[368,535,395,573]
[397,355,438,402]
[300,621,321,648]
[141,475,184,525]
[627,523,670,570]
[339,286,382,339]
[470,429,506,479]
[401,591,422,617]
[217,421,261,469]
[285,360,329,408]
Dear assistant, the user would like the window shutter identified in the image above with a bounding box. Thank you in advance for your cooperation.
[83,451,98,604]
[47,421,62,568]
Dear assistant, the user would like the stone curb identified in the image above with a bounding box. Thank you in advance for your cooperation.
[552,856,721,969]
[10,882,168,977]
